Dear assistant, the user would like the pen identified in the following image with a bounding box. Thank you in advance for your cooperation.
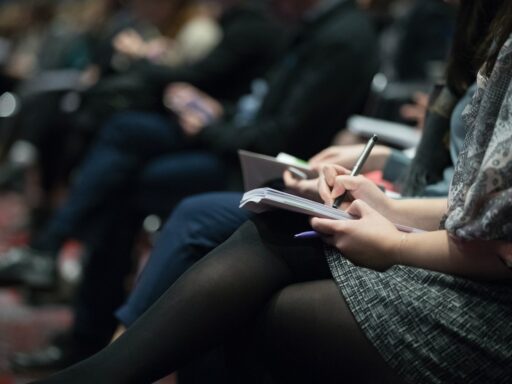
[332,134,378,209]
[294,231,320,239]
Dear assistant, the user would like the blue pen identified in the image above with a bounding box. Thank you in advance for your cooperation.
[294,231,320,239]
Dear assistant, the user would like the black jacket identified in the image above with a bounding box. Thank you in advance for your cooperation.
[201,0,379,160]
[140,3,286,102]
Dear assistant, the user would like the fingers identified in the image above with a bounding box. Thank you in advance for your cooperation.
[330,174,365,199]
[310,217,349,235]
[179,112,205,136]
[346,199,374,218]
[283,170,299,187]
[165,84,199,112]
[318,174,334,205]
[318,164,351,205]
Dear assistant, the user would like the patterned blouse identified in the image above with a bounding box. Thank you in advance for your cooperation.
[445,34,512,242]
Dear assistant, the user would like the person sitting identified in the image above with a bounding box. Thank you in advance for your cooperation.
[4,0,379,373]
[112,78,477,337]
[27,0,512,381]
[0,0,284,209]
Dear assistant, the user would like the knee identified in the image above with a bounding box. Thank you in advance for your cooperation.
[168,193,248,249]
[164,195,207,233]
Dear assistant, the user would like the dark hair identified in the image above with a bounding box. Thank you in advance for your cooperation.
[445,0,505,96]
[401,0,512,197]
[480,0,512,76]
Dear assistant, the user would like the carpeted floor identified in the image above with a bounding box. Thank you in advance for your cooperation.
[0,192,175,383]
[0,289,72,383]
[0,192,71,383]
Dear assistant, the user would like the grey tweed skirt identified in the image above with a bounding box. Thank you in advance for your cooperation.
[325,247,512,384]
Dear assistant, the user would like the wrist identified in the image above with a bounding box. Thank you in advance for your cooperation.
[387,232,409,266]
[380,194,400,223]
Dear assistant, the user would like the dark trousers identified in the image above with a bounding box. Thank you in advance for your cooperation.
[71,174,230,345]
[34,112,228,342]
[35,111,227,249]
[116,192,251,326]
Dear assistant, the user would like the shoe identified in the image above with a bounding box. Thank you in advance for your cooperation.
[10,333,102,374]
[0,247,56,289]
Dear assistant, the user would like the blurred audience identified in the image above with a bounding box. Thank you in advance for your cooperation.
[2,0,379,375]
[0,0,284,230]
[0,0,499,383]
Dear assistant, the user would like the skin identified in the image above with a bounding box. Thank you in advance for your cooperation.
[284,164,512,281]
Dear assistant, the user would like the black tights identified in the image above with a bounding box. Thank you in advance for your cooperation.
[35,212,402,384]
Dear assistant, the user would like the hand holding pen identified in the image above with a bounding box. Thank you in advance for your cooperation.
[332,135,378,208]
[295,135,380,239]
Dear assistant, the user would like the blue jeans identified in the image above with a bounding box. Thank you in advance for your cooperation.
[36,111,229,342]
[115,192,251,326]
[37,111,225,251]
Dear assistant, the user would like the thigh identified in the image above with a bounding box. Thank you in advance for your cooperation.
[99,111,187,157]
[136,152,228,214]
[116,192,254,326]
[260,280,404,384]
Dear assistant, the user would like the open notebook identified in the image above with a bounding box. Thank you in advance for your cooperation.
[240,188,423,233]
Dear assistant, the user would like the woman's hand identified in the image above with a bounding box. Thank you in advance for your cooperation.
[318,164,395,218]
[283,171,323,202]
[311,200,401,271]
[113,29,147,59]
[164,83,223,136]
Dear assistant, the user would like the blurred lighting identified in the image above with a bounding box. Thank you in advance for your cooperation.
[0,92,18,117]
[143,215,162,233]
[60,91,81,113]
[372,73,388,93]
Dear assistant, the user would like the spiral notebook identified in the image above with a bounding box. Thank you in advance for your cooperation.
[240,188,423,233]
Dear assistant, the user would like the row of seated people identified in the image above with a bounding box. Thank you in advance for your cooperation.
[2,0,453,378]
[0,0,454,199]
[4,0,511,383]
[0,0,284,201]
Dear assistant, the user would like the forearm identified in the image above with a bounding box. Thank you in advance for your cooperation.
[393,231,512,281]
[388,198,447,231]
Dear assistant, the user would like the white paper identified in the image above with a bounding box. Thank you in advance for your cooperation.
[240,188,423,233]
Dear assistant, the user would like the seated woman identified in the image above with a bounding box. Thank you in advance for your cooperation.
[113,80,476,332]
[32,0,512,382]
[113,0,476,334]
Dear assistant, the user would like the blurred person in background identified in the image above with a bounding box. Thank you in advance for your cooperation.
[0,0,284,231]
[28,0,512,381]
[5,0,378,376]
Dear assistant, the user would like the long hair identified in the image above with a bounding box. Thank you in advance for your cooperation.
[401,0,511,196]
[445,0,504,96]
[480,0,512,76]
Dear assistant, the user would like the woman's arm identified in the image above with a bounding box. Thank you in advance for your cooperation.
[311,200,512,281]
[316,165,447,231]
[395,230,512,281]
[388,198,447,231]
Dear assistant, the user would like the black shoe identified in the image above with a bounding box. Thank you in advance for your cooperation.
[10,333,102,374]
[0,247,56,289]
